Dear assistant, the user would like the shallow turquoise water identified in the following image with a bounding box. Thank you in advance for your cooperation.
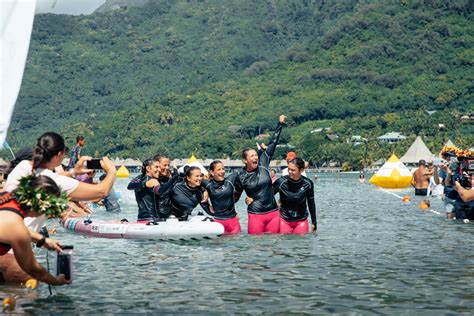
[2,173,473,315]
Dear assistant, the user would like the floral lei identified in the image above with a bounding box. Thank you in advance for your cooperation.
[13,175,70,218]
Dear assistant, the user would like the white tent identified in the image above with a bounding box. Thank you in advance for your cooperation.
[444,139,455,147]
[0,0,36,146]
[400,136,435,164]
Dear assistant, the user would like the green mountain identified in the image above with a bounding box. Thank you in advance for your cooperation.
[7,0,473,169]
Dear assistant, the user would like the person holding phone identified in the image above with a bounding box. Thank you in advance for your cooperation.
[0,175,70,285]
[240,115,286,234]
[1,132,117,282]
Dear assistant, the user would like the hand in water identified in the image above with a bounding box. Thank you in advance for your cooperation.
[312,224,317,233]
[146,179,160,188]
[245,196,253,205]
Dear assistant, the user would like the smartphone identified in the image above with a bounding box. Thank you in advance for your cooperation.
[54,245,73,281]
[86,158,102,169]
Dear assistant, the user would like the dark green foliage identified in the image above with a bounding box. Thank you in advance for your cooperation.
[5,0,473,169]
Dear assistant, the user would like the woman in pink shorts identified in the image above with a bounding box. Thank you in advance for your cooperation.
[202,161,243,234]
[273,158,317,234]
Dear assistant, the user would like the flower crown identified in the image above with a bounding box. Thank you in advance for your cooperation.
[14,175,70,218]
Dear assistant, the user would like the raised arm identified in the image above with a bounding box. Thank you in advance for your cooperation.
[263,115,286,159]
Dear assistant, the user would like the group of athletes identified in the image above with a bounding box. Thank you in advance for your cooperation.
[128,115,318,235]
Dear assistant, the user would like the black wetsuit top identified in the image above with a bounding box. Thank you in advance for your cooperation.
[273,175,317,227]
[238,122,284,214]
[159,180,212,221]
[202,172,243,220]
[127,173,177,220]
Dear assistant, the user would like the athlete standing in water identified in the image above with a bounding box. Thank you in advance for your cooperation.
[273,158,317,234]
[203,161,243,234]
[241,115,286,234]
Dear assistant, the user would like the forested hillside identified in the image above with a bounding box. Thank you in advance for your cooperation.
[7,0,473,169]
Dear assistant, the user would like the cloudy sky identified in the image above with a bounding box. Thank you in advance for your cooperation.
[36,0,105,15]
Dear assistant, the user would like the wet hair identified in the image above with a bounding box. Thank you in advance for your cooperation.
[418,160,426,166]
[184,166,201,178]
[288,158,305,170]
[0,175,62,210]
[153,154,170,162]
[76,135,85,143]
[141,158,154,175]
[209,160,223,171]
[32,132,66,171]
[242,148,256,160]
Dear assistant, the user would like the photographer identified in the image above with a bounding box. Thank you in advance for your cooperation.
[439,154,459,219]
[440,154,473,220]
[454,178,474,203]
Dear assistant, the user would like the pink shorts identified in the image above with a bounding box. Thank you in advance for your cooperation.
[280,218,309,234]
[214,216,241,235]
[248,210,280,234]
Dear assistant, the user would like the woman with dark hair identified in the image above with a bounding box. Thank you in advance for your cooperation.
[202,160,243,234]
[127,159,161,221]
[240,115,286,234]
[5,132,116,202]
[273,158,317,234]
[0,175,70,285]
[159,166,212,221]
[1,132,117,283]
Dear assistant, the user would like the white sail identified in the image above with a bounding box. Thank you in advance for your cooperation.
[0,0,36,146]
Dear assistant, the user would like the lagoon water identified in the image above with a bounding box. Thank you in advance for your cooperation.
[2,173,473,314]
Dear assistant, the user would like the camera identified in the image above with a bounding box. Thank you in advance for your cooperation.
[85,158,102,170]
[53,245,73,281]
[449,156,474,189]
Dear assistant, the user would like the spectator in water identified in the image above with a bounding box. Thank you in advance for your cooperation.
[282,151,307,177]
[411,160,432,196]
[67,135,85,169]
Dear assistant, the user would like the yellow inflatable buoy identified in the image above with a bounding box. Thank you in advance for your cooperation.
[116,165,129,178]
[2,297,16,312]
[25,279,38,290]
[369,154,413,188]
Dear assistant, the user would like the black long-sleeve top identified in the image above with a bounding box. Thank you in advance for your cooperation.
[238,122,284,214]
[273,175,317,227]
[127,173,176,220]
[202,172,243,220]
[158,180,212,221]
